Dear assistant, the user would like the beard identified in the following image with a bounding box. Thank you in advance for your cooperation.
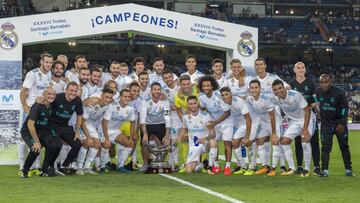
[80,78,88,85]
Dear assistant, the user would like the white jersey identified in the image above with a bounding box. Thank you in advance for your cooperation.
[182,111,212,146]
[181,70,204,84]
[139,98,171,127]
[225,76,252,98]
[163,84,182,129]
[22,68,52,107]
[115,75,133,91]
[199,91,231,126]
[65,70,79,84]
[246,94,275,122]
[139,87,151,100]
[85,83,102,96]
[128,72,139,81]
[273,90,314,122]
[103,101,136,136]
[79,84,90,101]
[83,104,109,127]
[149,72,178,88]
[256,73,289,97]
[51,79,66,94]
[215,73,228,88]
[229,96,249,127]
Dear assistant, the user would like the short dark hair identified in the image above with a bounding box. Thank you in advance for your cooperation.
[90,66,103,74]
[151,82,161,89]
[40,52,53,60]
[102,88,114,95]
[129,82,140,89]
[179,75,191,83]
[187,95,198,102]
[272,79,284,87]
[230,59,241,66]
[75,55,86,62]
[138,71,149,77]
[185,54,196,61]
[51,60,65,70]
[119,62,128,68]
[212,58,224,66]
[198,75,219,92]
[255,58,266,64]
[79,67,89,73]
[152,57,164,64]
[65,81,78,90]
[220,87,231,93]
[133,57,145,65]
[162,68,173,77]
[249,79,261,88]
[120,89,130,96]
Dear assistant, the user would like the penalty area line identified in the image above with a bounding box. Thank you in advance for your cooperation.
[159,173,244,203]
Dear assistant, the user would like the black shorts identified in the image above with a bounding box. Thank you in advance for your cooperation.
[141,123,166,144]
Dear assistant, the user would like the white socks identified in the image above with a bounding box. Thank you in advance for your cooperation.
[258,144,266,167]
[302,142,312,171]
[77,147,88,169]
[272,145,281,168]
[248,142,257,170]
[264,142,271,166]
[282,144,295,170]
[168,143,179,167]
[84,147,98,169]
[100,148,110,168]
[234,147,247,168]
[117,143,125,165]
[208,148,218,167]
[119,147,132,167]
[18,141,26,170]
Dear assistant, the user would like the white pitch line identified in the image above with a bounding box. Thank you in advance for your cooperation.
[159,173,244,203]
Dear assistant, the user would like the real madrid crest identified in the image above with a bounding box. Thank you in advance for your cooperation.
[238,31,255,57]
[0,22,18,50]
[116,106,121,112]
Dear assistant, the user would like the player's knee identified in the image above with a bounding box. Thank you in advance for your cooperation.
[232,141,240,149]
[280,137,292,145]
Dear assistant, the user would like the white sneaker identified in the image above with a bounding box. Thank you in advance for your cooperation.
[76,169,84,176]
[55,169,66,176]
[139,165,148,172]
[85,168,97,175]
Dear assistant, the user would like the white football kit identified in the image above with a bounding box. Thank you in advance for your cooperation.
[139,98,171,127]
[181,70,204,84]
[82,104,109,139]
[22,68,52,107]
[225,76,252,98]
[162,84,182,138]
[229,96,251,139]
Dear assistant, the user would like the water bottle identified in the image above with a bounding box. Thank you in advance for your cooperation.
[241,145,246,158]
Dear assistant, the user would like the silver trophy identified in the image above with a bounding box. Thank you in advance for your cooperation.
[145,143,175,174]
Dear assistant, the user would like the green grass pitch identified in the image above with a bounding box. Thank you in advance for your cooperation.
[0,131,359,203]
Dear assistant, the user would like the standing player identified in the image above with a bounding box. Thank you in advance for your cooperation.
[289,62,321,175]
[51,60,66,94]
[198,76,231,175]
[49,82,83,175]
[139,82,171,172]
[272,79,316,177]
[162,69,181,168]
[19,53,53,175]
[212,58,228,88]
[138,71,151,100]
[116,62,133,91]
[20,87,60,177]
[57,55,68,70]
[65,55,87,83]
[220,87,252,175]
[246,80,277,176]
[76,89,113,175]
[225,59,252,98]
[102,89,136,173]
[102,61,121,85]
[129,57,146,81]
[180,54,204,84]
[86,66,102,95]
[149,57,178,88]
[179,96,217,174]
[316,74,354,177]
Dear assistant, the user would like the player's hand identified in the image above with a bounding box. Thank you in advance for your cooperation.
[87,137,94,147]
[142,134,149,145]
[74,132,81,141]
[241,138,249,146]
[32,142,42,153]
[336,124,345,134]
[103,138,111,149]
[162,135,170,146]
[238,77,245,86]
[271,134,280,145]
[170,104,177,111]
[302,129,311,142]
[208,121,216,129]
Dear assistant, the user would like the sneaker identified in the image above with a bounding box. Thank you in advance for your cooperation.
[29,168,41,177]
[117,166,131,173]
[139,165,148,173]
[313,166,321,176]
[255,166,270,175]
[267,170,276,177]
[319,170,329,177]
[212,166,220,174]
[233,166,241,173]
[345,169,355,177]
[76,169,85,175]
[58,168,71,176]
[48,167,57,177]
[55,168,66,176]
[281,169,295,176]
[20,170,28,178]
[100,167,109,173]
[39,171,50,177]
[85,168,97,175]
[280,166,287,173]
[300,170,310,177]
[178,165,186,173]
[68,168,77,175]
[40,169,55,177]
[233,168,246,175]
[295,166,304,174]
[243,169,255,176]
[224,167,232,176]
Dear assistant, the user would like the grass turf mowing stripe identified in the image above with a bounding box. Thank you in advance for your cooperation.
[160,173,244,203]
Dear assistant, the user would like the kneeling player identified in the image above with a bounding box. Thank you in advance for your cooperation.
[102,89,136,173]
[179,96,218,174]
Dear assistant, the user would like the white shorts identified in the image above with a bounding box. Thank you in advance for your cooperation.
[249,120,271,141]
[79,128,87,141]
[86,122,102,140]
[283,117,316,140]
[186,144,207,164]
[233,125,246,140]
[215,124,233,141]
[108,130,122,144]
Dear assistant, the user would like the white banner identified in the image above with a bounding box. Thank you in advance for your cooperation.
[0,90,21,110]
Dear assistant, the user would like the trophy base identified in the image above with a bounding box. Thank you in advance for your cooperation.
[145,167,173,174]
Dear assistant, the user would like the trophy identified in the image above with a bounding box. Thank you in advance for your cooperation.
[145,143,175,174]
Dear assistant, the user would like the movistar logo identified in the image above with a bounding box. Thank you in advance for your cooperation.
[2,94,13,103]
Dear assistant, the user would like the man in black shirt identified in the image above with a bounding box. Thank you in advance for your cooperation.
[20,87,61,178]
[316,74,354,177]
[290,62,321,175]
[50,81,83,175]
